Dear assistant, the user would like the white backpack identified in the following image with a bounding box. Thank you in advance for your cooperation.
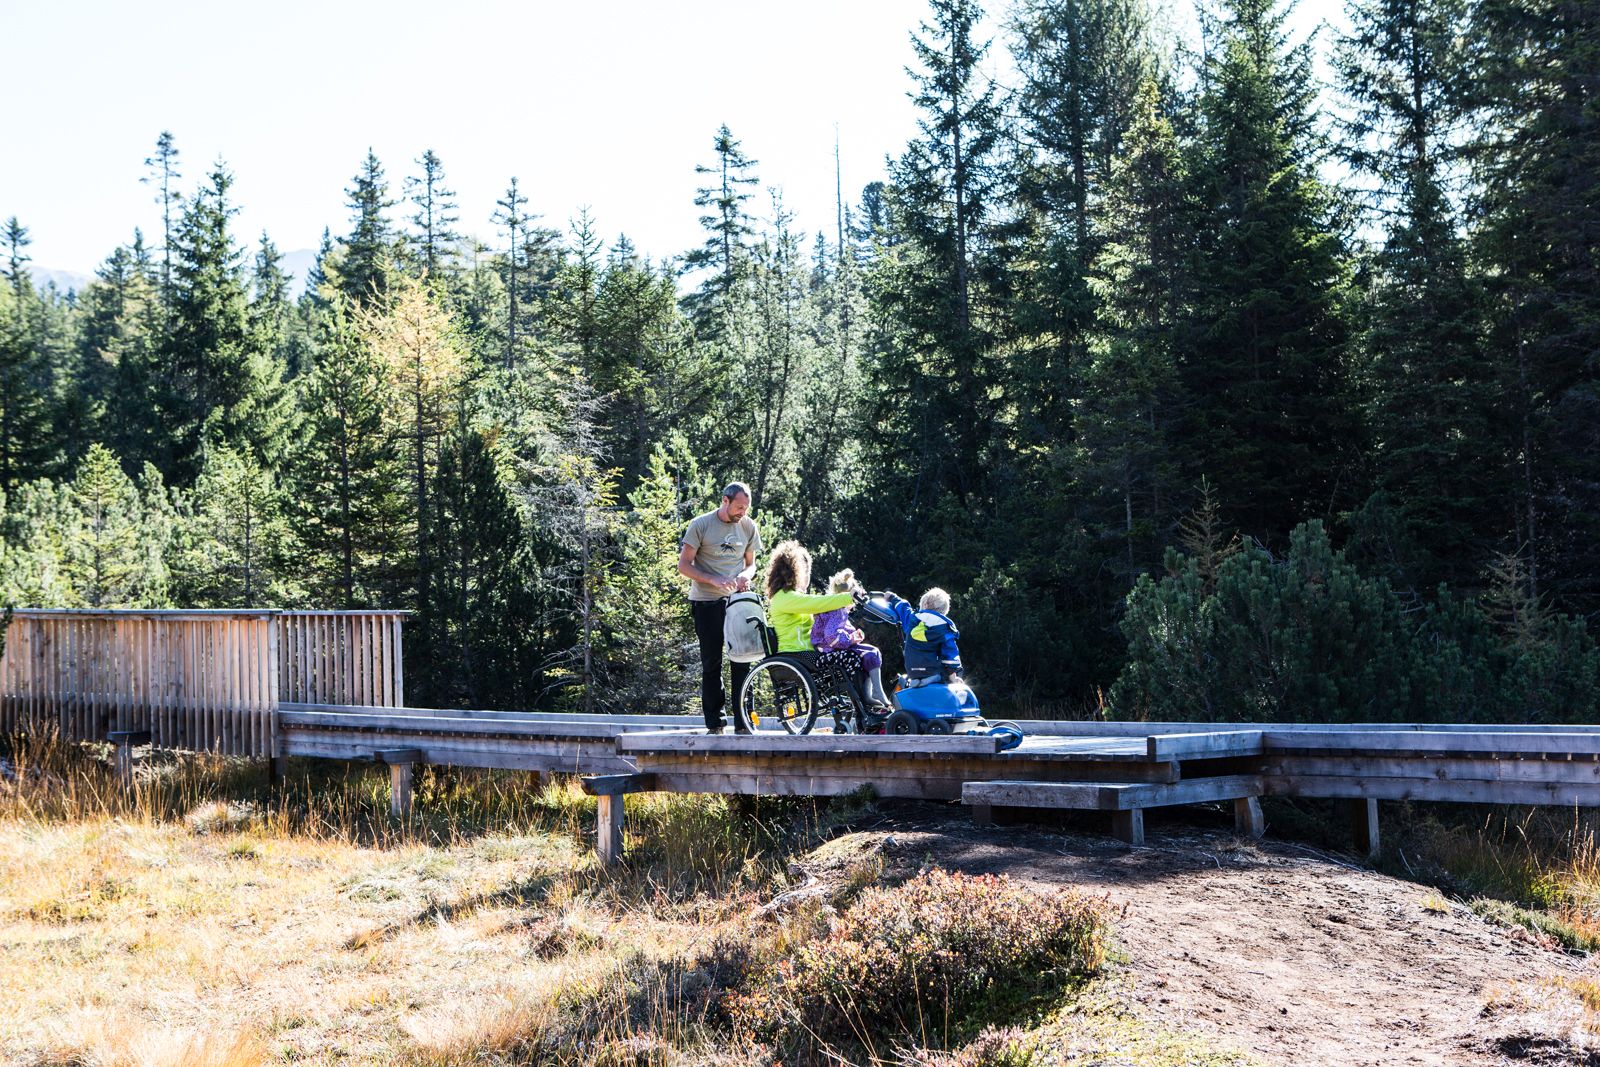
[723,592,773,663]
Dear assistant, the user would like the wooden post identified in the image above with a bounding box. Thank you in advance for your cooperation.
[107,730,151,789]
[377,749,424,819]
[597,794,624,865]
[970,802,994,827]
[1234,796,1265,839]
[1351,797,1379,858]
[580,774,656,867]
[1111,808,1144,846]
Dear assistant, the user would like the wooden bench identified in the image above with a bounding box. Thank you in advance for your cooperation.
[106,730,153,786]
[962,774,1265,846]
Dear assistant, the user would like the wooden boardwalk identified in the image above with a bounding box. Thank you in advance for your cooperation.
[266,703,1600,862]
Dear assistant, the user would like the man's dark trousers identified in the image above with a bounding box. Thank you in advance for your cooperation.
[692,599,751,731]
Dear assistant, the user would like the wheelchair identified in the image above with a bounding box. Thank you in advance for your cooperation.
[737,648,876,735]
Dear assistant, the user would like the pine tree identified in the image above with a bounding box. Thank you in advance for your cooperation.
[405,149,461,280]
[292,296,407,607]
[746,192,816,511]
[341,149,396,307]
[1180,0,1357,542]
[856,0,1010,584]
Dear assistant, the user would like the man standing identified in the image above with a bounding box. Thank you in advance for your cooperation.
[679,482,762,733]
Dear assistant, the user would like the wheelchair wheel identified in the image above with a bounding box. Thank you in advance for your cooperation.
[740,658,820,734]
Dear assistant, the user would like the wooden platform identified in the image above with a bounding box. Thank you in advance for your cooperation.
[192,706,1600,860]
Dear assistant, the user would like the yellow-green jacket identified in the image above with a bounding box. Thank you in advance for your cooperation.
[769,589,856,653]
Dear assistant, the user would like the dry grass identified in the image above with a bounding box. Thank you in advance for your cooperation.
[0,731,1253,1066]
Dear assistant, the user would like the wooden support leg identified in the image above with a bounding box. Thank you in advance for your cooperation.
[1112,808,1145,846]
[1351,798,1379,858]
[1234,796,1265,839]
[597,794,625,866]
[970,803,994,827]
[390,761,414,819]
[114,742,134,788]
[267,756,286,790]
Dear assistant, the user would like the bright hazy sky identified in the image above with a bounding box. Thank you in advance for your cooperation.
[6,0,1343,277]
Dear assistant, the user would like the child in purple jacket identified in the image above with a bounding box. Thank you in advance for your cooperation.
[810,568,891,710]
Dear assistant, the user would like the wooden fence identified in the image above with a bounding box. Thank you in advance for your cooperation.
[0,610,406,758]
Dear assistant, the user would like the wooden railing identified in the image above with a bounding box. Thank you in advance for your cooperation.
[0,609,406,758]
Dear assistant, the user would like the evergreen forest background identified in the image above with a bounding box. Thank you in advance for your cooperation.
[3,0,1597,723]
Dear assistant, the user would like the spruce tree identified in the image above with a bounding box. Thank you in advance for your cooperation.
[0,220,55,496]
[683,124,760,321]
[1080,78,1191,578]
[491,177,530,370]
[405,149,461,281]
[1337,0,1497,589]
[141,131,182,311]
[1180,0,1357,542]
[292,296,407,607]
[174,443,297,606]
[1464,0,1600,611]
[341,149,396,307]
[60,443,170,607]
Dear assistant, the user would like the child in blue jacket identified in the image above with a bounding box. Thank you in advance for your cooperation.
[883,587,964,689]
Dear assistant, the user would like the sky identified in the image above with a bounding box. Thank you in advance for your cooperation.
[4,0,1346,279]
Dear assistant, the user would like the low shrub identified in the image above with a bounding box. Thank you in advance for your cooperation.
[727,868,1113,1057]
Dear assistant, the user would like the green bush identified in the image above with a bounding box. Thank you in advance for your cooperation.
[1111,520,1600,723]
[727,869,1112,1056]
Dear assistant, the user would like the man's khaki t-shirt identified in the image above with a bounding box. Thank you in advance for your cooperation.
[681,511,763,601]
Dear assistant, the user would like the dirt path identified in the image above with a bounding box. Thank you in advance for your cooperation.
[807,808,1600,1065]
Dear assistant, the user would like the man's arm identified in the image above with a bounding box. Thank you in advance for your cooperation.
[735,544,757,591]
[678,543,736,592]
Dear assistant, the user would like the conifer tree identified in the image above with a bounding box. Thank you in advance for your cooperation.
[1180,0,1356,542]
[159,163,296,482]
[491,177,531,370]
[141,131,182,309]
[292,297,407,607]
[421,411,538,708]
[1080,78,1191,577]
[359,274,467,619]
[173,444,297,606]
[1337,0,1497,589]
[684,124,760,319]
[0,220,55,497]
[1464,0,1600,610]
[341,150,396,307]
[60,444,170,607]
[405,149,461,281]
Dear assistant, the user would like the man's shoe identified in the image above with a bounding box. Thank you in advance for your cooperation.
[706,727,725,735]
[734,725,753,735]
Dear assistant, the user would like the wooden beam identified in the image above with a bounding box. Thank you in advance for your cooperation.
[1263,730,1600,757]
[1265,773,1600,807]
[581,773,657,796]
[1112,809,1144,846]
[961,775,1263,812]
[374,748,424,765]
[616,730,1002,756]
[1146,731,1264,761]
[1262,754,1600,786]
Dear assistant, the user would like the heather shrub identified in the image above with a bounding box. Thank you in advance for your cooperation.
[727,869,1112,1055]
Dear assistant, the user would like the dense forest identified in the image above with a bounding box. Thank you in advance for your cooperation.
[2,0,1597,722]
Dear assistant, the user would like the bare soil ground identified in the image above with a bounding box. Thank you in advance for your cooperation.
[806,804,1600,1066]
